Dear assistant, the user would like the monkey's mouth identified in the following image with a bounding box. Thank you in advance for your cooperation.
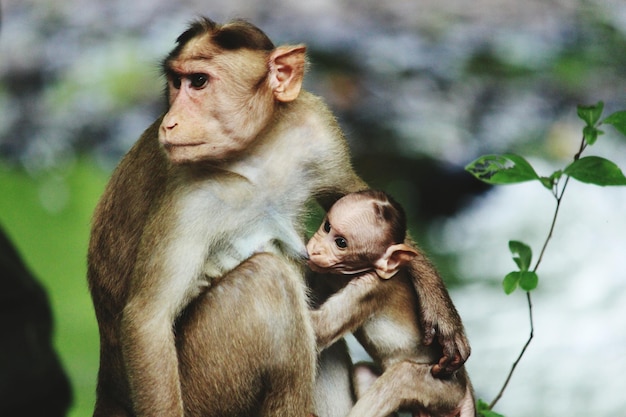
[161,142,213,164]
[307,260,372,276]
[307,260,329,273]
[162,141,206,150]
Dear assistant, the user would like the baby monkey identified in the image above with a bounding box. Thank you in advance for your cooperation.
[307,190,474,417]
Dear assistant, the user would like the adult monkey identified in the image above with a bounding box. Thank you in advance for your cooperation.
[87,17,469,417]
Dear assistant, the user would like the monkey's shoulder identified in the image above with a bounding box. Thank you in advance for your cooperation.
[272,91,348,156]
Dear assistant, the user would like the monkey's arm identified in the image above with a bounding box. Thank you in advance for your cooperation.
[311,272,381,349]
[121,298,184,417]
[118,222,207,417]
[406,243,470,377]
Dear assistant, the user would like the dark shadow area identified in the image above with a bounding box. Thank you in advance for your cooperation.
[0,225,72,417]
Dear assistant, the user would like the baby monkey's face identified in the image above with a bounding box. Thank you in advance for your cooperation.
[306,197,385,275]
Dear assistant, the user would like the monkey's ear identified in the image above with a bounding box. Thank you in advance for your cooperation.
[268,44,307,102]
[374,244,419,279]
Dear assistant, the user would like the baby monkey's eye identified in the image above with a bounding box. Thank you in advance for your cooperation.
[335,237,347,249]
[323,220,331,233]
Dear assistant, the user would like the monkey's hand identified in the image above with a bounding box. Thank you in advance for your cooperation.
[425,325,470,377]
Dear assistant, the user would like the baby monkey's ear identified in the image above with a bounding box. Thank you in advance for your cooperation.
[374,244,419,279]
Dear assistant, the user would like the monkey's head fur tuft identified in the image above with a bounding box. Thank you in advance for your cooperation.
[163,17,275,70]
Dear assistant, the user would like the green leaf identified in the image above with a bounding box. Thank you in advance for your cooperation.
[564,156,626,186]
[477,399,506,417]
[476,399,504,417]
[577,101,604,126]
[509,240,532,271]
[479,409,506,417]
[582,125,602,146]
[603,110,626,137]
[539,177,553,190]
[519,271,539,291]
[503,272,520,295]
[539,170,563,190]
[550,169,563,182]
[465,154,539,185]
[479,409,507,417]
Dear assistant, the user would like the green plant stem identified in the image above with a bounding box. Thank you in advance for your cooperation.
[489,291,534,410]
[533,175,568,273]
[489,136,587,411]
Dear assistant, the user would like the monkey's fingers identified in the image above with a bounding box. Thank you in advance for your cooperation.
[430,351,463,378]
[432,334,469,377]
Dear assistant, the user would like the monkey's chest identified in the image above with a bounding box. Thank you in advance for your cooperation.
[172,181,306,281]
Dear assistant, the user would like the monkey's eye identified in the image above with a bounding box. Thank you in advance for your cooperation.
[170,75,182,89]
[334,237,348,249]
[323,220,331,233]
[189,73,209,89]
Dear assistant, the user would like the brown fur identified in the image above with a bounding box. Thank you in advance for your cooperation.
[307,193,475,417]
[88,18,363,416]
[311,272,474,417]
[87,17,468,417]
[176,254,314,416]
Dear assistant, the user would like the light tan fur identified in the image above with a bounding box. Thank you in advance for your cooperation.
[307,192,475,417]
[88,18,468,417]
[89,18,364,417]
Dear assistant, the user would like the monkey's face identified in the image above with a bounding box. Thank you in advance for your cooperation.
[159,35,276,164]
[307,199,384,275]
